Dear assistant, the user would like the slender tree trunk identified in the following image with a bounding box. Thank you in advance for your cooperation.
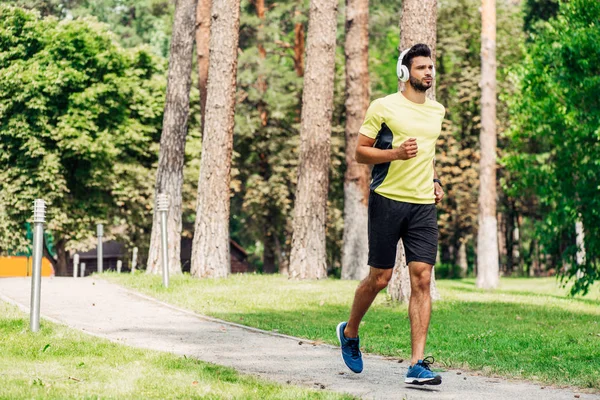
[388,0,440,300]
[341,0,370,281]
[458,240,468,277]
[147,0,197,275]
[196,0,211,132]
[293,18,305,77]
[476,0,499,289]
[289,0,338,279]
[191,0,241,278]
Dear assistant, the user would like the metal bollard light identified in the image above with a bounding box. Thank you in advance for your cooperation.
[73,253,79,278]
[157,194,169,288]
[30,199,46,332]
[131,247,138,273]
[96,224,103,274]
[117,260,122,273]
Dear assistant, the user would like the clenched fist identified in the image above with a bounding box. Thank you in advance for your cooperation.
[394,138,418,160]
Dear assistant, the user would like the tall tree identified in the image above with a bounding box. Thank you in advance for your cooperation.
[288,0,338,279]
[388,0,440,301]
[196,0,211,132]
[0,6,165,273]
[146,0,197,275]
[476,0,499,289]
[341,0,370,280]
[191,0,241,277]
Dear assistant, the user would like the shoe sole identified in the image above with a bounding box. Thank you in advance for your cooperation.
[336,322,362,374]
[404,376,442,386]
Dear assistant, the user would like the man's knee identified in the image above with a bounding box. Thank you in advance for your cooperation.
[366,267,393,291]
[409,263,432,293]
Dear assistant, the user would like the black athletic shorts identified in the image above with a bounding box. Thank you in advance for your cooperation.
[367,191,438,269]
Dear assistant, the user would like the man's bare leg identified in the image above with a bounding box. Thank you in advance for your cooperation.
[344,267,393,338]
[408,261,433,365]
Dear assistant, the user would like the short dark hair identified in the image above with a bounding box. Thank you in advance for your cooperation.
[401,43,432,71]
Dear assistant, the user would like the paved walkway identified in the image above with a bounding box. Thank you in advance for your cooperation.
[0,277,597,400]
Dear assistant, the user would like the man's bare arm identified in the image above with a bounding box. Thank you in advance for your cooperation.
[355,134,418,165]
[433,159,444,203]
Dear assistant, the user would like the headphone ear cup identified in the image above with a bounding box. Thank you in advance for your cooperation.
[396,58,410,82]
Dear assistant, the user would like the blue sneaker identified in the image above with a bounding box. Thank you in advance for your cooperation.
[336,321,363,373]
[405,356,442,385]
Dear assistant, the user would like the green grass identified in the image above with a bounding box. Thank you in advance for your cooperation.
[104,273,600,390]
[0,301,353,399]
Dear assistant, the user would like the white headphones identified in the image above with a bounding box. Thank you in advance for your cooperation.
[396,46,435,82]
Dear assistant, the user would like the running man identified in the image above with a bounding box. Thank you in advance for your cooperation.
[337,43,445,386]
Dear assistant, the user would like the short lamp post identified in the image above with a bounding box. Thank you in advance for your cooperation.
[30,199,46,332]
[157,193,169,288]
[96,224,103,274]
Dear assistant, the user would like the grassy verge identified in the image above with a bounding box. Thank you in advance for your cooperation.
[104,273,600,390]
[0,301,353,399]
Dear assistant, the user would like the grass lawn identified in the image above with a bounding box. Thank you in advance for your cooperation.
[104,273,600,390]
[0,301,353,399]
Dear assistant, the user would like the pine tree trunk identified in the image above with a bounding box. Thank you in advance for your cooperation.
[293,19,305,77]
[476,0,499,289]
[397,0,437,99]
[388,0,440,301]
[146,0,197,276]
[289,0,338,279]
[191,0,240,278]
[341,0,370,281]
[196,0,211,132]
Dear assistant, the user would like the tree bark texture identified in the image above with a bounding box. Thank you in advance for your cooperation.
[294,19,305,77]
[341,0,370,281]
[196,0,211,132]
[397,0,437,99]
[388,0,440,301]
[191,0,241,278]
[476,0,499,289]
[146,0,197,275]
[289,0,338,279]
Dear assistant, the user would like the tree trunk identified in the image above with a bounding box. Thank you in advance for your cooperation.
[293,18,305,77]
[196,0,211,132]
[55,239,69,276]
[575,218,586,266]
[388,0,440,301]
[146,0,197,275]
[288,0,338,279]
[476,0,499,290]
[341,0,370,281]
[458,240,468,277]
[397,0,437,99]
[191,0,241,278]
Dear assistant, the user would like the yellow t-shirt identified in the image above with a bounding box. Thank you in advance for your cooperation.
[359,92,445,204]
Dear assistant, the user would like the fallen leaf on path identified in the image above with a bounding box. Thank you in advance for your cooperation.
[192,381,198,386]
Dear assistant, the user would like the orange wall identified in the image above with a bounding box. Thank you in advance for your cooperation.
[0,256,55,277]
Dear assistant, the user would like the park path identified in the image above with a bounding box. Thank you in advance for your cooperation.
[0,277,596,400]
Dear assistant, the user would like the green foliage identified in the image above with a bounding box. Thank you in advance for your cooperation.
[3,0,174,56]
[0,6,165,257]
[504,0,600,294]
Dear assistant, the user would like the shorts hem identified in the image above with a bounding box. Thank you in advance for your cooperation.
[368,262,395,270]
[406,258,436,266]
